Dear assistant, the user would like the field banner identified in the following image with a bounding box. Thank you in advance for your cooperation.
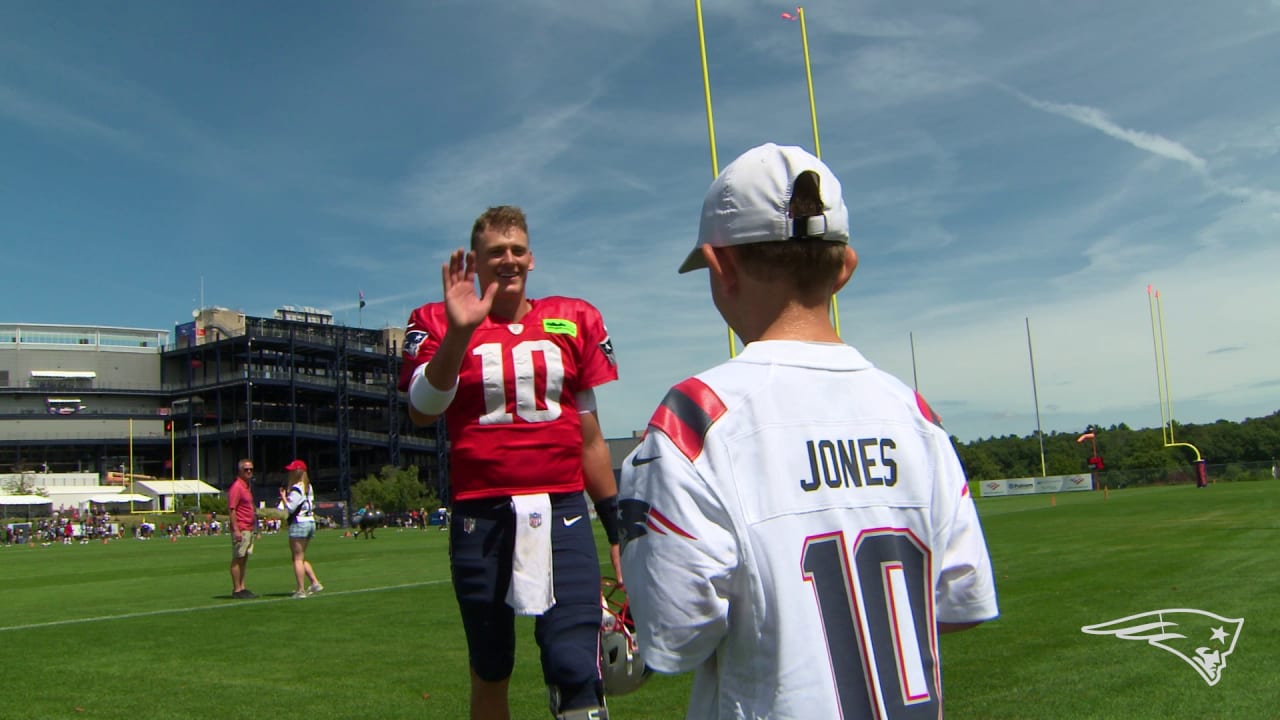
[1058,474,1094,492]
[1034,476,1065,493]
[984,474,1094,498]
[1005,478,1038,495]
[980,480,1008,497]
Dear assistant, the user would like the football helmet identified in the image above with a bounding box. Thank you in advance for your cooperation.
[599,577,651,696]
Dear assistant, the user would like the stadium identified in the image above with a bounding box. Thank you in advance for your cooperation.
[0,313,444,513]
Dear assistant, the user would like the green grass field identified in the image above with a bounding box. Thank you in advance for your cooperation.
[2,482,1277,719]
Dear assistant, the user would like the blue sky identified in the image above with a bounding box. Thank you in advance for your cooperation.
[2,1,1278,443]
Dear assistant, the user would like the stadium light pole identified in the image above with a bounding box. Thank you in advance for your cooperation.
[1026,317,1047,477]
[909,331,919,392]
[128,416,135,500]
[168,418,175,482]
[194,422,202,514]
[246,338,254,460]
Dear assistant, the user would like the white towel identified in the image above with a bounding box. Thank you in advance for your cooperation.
[506,493,555,615]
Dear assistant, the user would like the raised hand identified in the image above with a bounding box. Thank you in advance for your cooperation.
[440,248,498,333]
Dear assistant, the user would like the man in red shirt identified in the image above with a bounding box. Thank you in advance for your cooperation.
[399,206,620,720]
[227,459,258,600]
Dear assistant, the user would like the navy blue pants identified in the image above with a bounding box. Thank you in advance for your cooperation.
[450,492,602,708]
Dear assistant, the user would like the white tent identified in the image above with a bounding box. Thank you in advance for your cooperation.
[43,486,133,510]
[135,480,221,496]
[0,495,53,505]
[134,480,221,511]
[88,494,154,504]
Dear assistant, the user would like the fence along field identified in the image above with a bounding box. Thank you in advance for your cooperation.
[2,480,1276,719]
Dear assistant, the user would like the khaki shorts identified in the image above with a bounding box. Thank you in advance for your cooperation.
[231,531,255,559]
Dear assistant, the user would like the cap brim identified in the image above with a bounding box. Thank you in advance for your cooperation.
[677,246,707,274]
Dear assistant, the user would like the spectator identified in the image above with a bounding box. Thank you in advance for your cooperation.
[278,459,324,599]
[228,459,258,600]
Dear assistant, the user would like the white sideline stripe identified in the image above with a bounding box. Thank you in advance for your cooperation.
[0,578,451,634]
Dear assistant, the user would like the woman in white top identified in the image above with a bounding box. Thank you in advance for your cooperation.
[279,459,323,598]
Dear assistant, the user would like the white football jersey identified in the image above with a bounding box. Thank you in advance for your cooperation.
[620,340,998,720]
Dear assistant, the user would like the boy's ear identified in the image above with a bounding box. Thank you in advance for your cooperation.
[832,246,858,293]
[703,245,739,294]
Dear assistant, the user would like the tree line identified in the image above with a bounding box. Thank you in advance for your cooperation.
[952,410,1280,483]
[351,464,439,513]
[347,412,1280,508]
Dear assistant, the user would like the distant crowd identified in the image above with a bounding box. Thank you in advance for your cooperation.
[135,511,228,540]
[2,509,121,545]
[2,505,449,547]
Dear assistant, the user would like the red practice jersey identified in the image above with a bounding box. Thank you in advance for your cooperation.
[398,296,618,501]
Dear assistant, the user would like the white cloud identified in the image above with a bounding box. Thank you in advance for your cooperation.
[0,81,137,149]
[383,101,595,232]
[1015,92,1209,173]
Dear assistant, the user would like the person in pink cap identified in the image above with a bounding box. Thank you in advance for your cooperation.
[278,459,323,598]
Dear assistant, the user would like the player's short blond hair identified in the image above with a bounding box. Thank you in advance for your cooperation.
[471,206,529,250]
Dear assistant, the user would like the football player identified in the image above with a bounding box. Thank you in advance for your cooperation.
[620,144,999,719]
[399,206,620,720]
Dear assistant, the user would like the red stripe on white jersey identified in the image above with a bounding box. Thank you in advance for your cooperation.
[915,391,944,428]
[647,377,728,461]
[648,507,697,540]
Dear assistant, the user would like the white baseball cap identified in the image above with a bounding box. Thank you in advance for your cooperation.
[679,143,850,274]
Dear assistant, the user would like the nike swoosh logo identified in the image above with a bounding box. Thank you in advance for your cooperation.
[631,455,660,467]
[563,515,583,527]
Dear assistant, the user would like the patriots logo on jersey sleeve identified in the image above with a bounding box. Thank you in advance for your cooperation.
[618,498,696,550]
[404,330,429,358]
[599,335,616,366]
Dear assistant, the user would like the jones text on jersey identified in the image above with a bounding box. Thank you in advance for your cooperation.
[801,438,897,491]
